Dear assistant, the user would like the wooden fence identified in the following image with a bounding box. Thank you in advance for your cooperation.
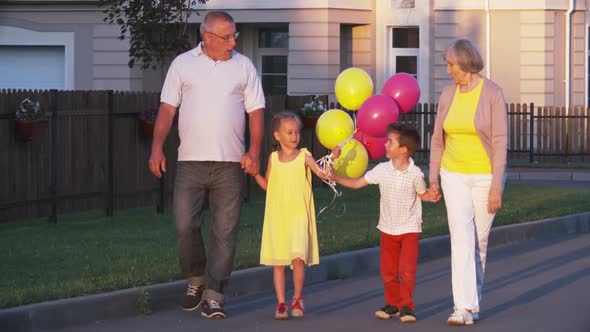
[1,89,589,222]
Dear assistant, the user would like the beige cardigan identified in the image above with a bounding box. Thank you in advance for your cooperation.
[429,78,508,190]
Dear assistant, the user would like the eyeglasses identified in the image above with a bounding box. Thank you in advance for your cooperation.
[206,31,240,42]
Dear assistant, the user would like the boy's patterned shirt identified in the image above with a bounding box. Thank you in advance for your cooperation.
[364,158,426,235]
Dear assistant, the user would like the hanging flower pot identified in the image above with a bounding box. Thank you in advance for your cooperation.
[301,115,318,129]
[15,119,49,141]
[140,118,155,138]
[300,96,327,130]
[138,107,158,138]
[14,98,49,142]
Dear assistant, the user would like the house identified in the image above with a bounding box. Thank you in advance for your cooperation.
[1,0,588,107]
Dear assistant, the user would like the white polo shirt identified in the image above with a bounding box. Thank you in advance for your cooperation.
[160,43,266,162]
[364,158,427,235]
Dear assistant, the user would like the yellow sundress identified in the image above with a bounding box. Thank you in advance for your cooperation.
[259,148,319,267]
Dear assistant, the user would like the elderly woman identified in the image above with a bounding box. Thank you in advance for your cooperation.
[429,39,507,326]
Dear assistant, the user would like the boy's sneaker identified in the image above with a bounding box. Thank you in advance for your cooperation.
[275,303,288,320]
[291,297,304,318]
[375,304,399,319]
[400,306,417,323]
[201,299,225,319]
[447,308,473,326]
[182,285,204,311]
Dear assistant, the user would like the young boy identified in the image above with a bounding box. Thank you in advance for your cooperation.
[331,123,440,323]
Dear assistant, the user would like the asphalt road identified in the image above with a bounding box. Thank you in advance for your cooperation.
[56,233,590,332]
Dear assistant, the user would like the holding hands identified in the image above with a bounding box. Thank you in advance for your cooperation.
[421,187,441,202]
[241,151,260,176]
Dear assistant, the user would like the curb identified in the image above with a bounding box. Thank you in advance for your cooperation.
[421,169,590,182]
[1,212,589,332]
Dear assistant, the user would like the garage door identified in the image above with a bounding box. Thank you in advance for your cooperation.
[0,45,65,89]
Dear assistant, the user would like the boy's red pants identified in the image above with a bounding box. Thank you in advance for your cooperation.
[380,231,420,310]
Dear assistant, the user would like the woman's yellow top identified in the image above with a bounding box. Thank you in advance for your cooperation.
[441,79,492,174]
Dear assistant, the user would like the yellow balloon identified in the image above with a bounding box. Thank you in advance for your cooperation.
[315,109,354,150]
[335,67,374,111]
[333,139,369,178]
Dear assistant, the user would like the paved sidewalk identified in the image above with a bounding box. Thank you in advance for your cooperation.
[55,233,590,332]
[2,211,589,332]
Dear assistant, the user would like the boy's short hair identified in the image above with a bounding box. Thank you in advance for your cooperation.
[386,123,420,156]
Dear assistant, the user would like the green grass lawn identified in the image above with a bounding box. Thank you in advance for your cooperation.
[1,183,589,308]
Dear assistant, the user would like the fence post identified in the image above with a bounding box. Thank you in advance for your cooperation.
[106,90,114,216]
[529,102,534,163]
[49,89,59,224]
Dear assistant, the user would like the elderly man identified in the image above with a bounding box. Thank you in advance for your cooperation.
[148,10,265,319]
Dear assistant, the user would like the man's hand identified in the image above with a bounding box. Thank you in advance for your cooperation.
[148,149,166,178]
[241,152,260,176]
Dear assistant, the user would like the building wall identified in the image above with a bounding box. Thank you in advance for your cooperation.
[0,7,138,91]
[572,11,587,107]
[431,10,486,99]
[2,0,588,107]
[491,11,520,104]
[429,0,589,106]
[518,10,562,107]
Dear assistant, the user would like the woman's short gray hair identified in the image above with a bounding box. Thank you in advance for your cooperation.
[443,39,484,73]
[200,11,235,38]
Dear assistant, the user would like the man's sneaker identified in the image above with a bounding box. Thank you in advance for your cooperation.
[291,297,304,318]
[400,306,417,323]
[375,304,399,319]
[447,308,473,326]
[201,299,225,319]
[275,303,288,320]
[182,285,204,311]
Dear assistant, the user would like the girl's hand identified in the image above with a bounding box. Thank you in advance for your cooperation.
[331,146,342,160]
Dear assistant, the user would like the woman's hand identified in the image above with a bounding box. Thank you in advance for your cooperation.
[488,188,502,213]
[429,181,440,197]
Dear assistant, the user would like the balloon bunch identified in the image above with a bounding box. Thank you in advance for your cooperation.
[315,68,421,179]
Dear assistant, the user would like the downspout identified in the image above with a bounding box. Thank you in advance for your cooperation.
[586,13,589,108]
[485,0,491,78]
[565,0,575,109]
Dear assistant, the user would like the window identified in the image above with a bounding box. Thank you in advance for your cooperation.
[392,27,419,48]
[259,28,288,48]
[389,27,419,79]
[261,55,287,95]
[258,27,288,95]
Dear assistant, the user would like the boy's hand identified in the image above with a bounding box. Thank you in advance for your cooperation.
[424,188,442,202]
[327,169,336,181]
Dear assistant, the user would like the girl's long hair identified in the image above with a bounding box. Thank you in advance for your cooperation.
[270,111,302,151]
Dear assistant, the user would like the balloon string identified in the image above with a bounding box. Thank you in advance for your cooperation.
[338,128,357,148]
[314,119,358,219]
[315,153,341,219]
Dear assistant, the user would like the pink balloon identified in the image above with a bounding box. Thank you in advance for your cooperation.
[357,94,400,137]
[381,72,420,114]
[354,130,387,160]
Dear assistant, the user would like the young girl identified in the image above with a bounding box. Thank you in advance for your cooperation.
[253,111,334,320]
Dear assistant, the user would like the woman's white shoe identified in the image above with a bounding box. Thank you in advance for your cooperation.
[447,308,474,326]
